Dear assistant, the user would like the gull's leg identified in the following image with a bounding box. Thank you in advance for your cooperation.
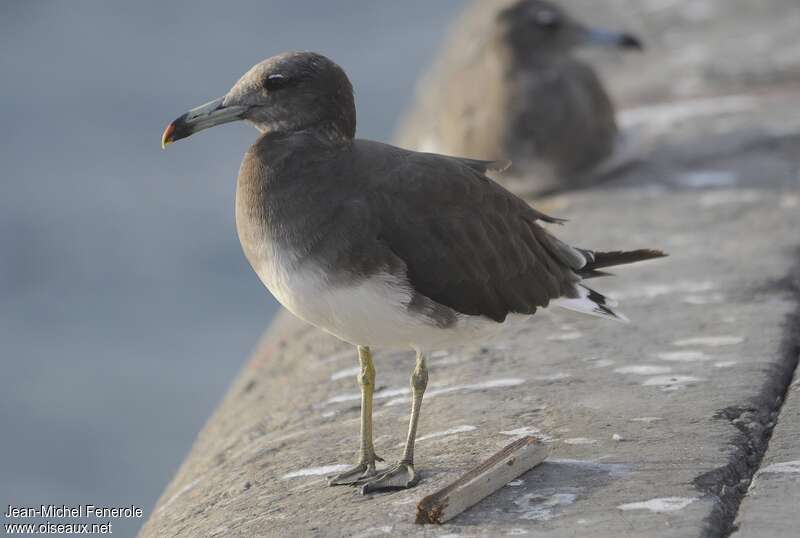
[360,350,428,494]
[328,345,382,485]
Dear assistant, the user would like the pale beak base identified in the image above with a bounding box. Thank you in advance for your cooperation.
[161,97,247,149]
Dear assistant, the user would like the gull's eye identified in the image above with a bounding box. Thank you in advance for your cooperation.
[263,73,292,92]
[534,10,561,30]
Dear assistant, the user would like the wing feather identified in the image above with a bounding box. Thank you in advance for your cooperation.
[363,145,578,322]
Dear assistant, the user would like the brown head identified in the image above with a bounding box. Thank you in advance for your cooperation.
[162,51,356,148]
[497,0,642,56]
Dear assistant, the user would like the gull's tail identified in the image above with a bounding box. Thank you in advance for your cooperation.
[576,248,667,279]
[554,248,667,323]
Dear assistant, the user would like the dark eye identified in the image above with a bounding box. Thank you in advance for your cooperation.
[263,73,293,92]
[535,10,561,29]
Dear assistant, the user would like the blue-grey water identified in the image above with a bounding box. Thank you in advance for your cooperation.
[0,2,461,535]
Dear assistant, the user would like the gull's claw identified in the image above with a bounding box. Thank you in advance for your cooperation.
[359,462,418,494]
[327,458,382,486]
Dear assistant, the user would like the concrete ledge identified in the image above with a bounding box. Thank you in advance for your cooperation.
[734,280,800,537]
[140,127,800,536]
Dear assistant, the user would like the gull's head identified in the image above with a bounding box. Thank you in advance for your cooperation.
[162,51,356,148]
[497,0,642,55]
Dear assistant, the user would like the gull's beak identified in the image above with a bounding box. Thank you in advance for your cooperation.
[583,27,643,51]
[161,97,247,149]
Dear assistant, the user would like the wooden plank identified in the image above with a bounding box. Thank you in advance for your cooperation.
[415,436,550,524]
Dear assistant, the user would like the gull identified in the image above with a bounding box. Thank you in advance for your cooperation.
[162,51,664,493]
[395,0,642,194]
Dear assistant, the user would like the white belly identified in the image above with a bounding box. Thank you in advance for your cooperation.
[250,247,508,351]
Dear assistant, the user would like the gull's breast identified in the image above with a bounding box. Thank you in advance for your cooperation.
[243,240,503,350]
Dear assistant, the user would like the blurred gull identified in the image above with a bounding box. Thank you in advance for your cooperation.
[396,0,642,195]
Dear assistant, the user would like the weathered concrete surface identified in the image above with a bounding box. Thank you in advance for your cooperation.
[397,0,800,149]
[140,106,800,535]
[566,0,800,106]
[734,296,800,538]
[395,0,800,199]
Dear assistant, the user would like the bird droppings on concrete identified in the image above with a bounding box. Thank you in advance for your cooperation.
[617,497,698,512]
[614,365,673,375]
[384,378,526,406]
[400,425,477,446]
[618,95,758,131]
[351,526,394,538]
[321,386,410,406]
[657,350,712,362]
[612,433,624,442]
[672,336,744,347]
[642,375,706,389]
[547,331,583,341]
[500,427,541,436]
[588,358,616,368]
[682,293,727,305]
[714,361,738,368]
[563,438,597,445]
[534,372,572,382]
[547,459,631,476]
[514,491,578,521]
[431,354,472,367]
[500,427,555,444]
[677,170,738,188]
[611,281,715,300]
[507,479,525,487]
[156,477,203,514]
[699,189,763,207]
[330,366,360,381]
[781,194,799,208]
[757,460,800,475]
[281,464,351,479]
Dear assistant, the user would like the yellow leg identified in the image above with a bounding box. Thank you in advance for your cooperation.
[361,351,428,494]
[328,345,382,485]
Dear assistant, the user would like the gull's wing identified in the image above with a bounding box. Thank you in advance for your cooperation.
[357,142,586,322]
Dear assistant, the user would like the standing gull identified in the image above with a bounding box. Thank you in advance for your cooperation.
[395,0,642,194]
[162,51,664,493]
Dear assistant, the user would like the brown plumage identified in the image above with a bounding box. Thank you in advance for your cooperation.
[162,51,665,494]
[395,0,642,194]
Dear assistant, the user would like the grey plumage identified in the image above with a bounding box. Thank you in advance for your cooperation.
[395,0,642,194]
[163,51,665,494]
[238,134,579,324]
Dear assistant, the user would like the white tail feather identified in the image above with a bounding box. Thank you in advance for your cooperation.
[554,285,629,323]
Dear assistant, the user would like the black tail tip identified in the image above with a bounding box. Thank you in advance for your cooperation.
[637,249,668,260]
[586,248,668,270]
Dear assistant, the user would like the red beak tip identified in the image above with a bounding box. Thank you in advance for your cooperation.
[161,122,176,149]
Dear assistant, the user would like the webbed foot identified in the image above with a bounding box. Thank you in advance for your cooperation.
[359,462,418,494]
[327,455,383,486]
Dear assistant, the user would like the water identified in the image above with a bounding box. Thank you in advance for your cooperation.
[0,1,461,535]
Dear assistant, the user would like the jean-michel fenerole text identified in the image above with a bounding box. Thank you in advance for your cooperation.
[4,504,143,519]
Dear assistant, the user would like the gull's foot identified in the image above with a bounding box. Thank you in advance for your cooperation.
[359,462,418,494]
[327,457,382,486]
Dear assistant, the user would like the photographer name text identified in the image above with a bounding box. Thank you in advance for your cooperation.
[4,504,143,519]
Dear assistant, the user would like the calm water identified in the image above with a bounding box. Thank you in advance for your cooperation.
[0,1,461,535]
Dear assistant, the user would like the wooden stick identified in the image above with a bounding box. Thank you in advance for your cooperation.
[415,436,550,524]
